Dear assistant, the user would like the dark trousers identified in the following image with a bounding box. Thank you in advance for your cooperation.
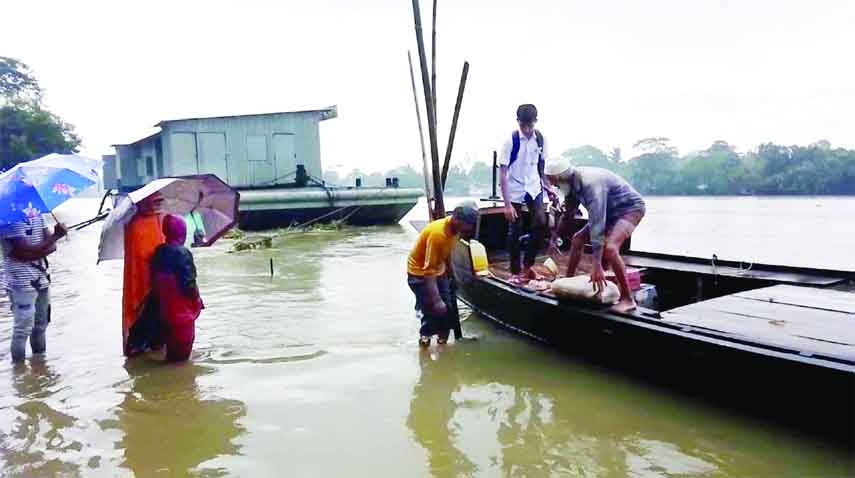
[126,296,163,355]
[507,192,546,274]
[407,275,451,337]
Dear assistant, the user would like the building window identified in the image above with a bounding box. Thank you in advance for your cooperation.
[146,156,154,176]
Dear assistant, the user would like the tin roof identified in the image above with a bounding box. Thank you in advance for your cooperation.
[113,106,338,147]
[111,130,161,148]
[154,105,338,127]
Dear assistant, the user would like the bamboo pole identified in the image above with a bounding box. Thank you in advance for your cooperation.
[440,61,469,188]
[408,51,433,211]
[410,0,444,219]
[490,150,499,199]
[441,60,469,342]
[411,0,464,341]
[430,0,438,129]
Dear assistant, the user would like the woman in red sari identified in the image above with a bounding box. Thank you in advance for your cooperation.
[150,215,204,362]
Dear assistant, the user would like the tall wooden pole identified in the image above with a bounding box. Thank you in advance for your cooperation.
[441,61,469,188]
[408,51,433,211]
[430,0,438,130]
[410,0,444,220]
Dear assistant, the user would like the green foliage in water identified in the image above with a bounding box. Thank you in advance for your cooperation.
[232,236,272,252]
[300,221,344,232]
[223,229,246,240]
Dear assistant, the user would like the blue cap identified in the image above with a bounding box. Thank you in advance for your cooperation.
[452,200,479,225]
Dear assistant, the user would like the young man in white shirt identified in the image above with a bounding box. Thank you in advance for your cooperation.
[499,104,556,284]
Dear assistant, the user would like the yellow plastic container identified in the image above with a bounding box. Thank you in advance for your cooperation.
[470,240,490,276]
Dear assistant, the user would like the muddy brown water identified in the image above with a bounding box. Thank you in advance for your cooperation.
[0,197,852,477]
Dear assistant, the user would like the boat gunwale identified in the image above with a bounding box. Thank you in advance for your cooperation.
[621,249,855,279]
[471,274,855,372]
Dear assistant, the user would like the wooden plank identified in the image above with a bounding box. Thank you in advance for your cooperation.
[663,295,855,345]
[662,295,855,360]
[685,294,854,328]
[622,255,843,286]
[662,308,854,359]
[734,284,855,314]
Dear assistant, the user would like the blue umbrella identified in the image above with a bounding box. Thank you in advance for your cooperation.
[0,153,102,227]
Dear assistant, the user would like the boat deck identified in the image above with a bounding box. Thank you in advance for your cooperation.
[623,253,846,286]
[486,254,645,308]
[661,285,855,362]
[486,252,855,363]
[487,251,601,282]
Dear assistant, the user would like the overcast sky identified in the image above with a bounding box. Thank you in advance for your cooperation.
[3,0,854,173]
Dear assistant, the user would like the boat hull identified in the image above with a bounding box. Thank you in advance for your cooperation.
[239,202,417,229]
[237,186,421,230]
[450,241,855,444]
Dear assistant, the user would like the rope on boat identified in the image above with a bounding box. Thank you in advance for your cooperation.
[339,206,362,223]
[286,205,361,231]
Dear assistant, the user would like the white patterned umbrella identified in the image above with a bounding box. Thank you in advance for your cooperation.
[97,174,239,263]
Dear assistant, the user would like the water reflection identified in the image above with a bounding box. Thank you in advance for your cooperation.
[1,199,851,476]
[106,358,246,476]
[407,316,850,477]
[407,346,474,476]
[0,357,83,477]
[408,341,596,477]
[194,231,332,356]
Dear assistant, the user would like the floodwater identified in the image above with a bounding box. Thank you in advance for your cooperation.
[0,196,852,477]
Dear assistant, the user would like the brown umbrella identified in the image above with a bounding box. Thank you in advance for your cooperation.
[98,174,239,262]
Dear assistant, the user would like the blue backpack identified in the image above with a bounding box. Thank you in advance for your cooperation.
[509,130,545,176]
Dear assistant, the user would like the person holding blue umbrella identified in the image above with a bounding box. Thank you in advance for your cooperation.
[0,153,100,362]
[1,210,67,362]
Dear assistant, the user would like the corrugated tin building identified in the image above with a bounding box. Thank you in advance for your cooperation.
[110,107,337,188]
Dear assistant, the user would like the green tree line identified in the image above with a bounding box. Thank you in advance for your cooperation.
[329,137,855,196]
[0,56,80,171]
[5,55,853,196]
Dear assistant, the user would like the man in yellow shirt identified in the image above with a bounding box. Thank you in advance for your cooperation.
[407,201,478,346]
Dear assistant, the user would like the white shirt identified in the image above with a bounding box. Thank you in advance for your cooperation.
[499,130,548,203]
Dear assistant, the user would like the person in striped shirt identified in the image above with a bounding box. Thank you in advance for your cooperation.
[1,214,67,362]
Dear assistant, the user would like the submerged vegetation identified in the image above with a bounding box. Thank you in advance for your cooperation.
[228,221,348,253]
[231,236,272,252]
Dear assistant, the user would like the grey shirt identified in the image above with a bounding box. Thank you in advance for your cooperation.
[559,167,645,262]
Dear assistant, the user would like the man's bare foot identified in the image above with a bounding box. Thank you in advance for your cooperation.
[524,268,545,281]
[524,280,551,292]
[508,274,528,286]
[611,299,637,314]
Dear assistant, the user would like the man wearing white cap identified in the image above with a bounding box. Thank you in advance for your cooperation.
[544,157,646,313]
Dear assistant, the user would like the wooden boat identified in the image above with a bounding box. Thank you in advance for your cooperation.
[442,202,855,444]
